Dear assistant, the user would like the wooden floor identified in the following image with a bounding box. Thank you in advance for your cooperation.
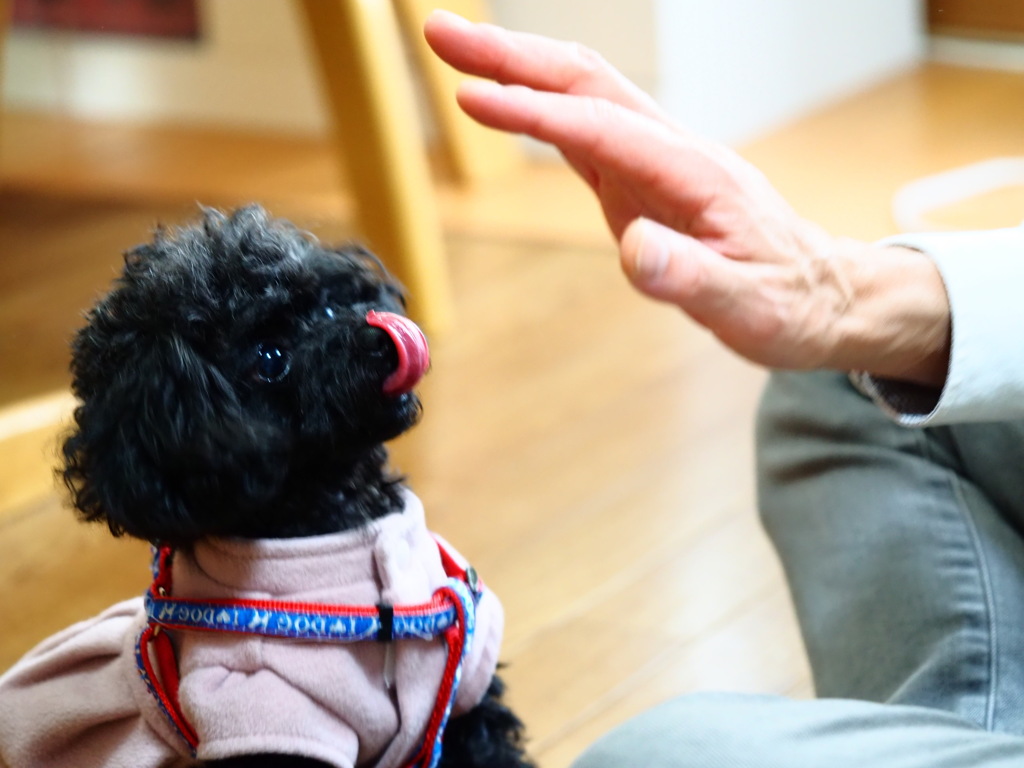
[2,61,1024,766]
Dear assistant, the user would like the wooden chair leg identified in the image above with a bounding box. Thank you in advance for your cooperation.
[1,0,10,158]
[295,0,452,333]
[393,0,521,185]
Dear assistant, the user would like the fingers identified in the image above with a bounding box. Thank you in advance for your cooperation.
[456,82,717,230]
[620,218,746,324]
[620,218,824,370]
[424,10,666,120]
[454,81,673,170]
[456,80,634,145]
[454,81,651,160]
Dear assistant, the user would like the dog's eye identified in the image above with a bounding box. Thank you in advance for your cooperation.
[255,343,291,383]
[324,306,336,319]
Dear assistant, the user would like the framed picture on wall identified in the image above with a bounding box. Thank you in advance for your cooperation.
[12,0,201,40]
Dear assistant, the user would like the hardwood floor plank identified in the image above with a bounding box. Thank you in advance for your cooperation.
[534,588,812,768]
[741,64,1024,239]
[0,392,74,519]
[0,193,198,405]
[0,497,151,671]
[500,510,788,740]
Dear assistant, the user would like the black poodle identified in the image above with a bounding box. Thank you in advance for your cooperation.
[0,206,533,768]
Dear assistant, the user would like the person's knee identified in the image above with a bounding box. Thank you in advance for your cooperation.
[756,371,850,457]
[755,371,881,523]
[756,371,833,525]
[570,693,778,768]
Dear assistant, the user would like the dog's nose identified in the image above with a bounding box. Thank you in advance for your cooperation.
[356,326,394,357]
[364,311,430,396]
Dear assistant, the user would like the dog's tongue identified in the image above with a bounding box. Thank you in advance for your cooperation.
[365,311,430,396]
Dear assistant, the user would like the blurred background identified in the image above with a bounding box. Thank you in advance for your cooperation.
[1,2,1023,766]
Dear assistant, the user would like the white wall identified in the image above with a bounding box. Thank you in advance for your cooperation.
[655,0,926,145]
[2,0,926,146]
[930,35,1024,73]
[490,0,657,95]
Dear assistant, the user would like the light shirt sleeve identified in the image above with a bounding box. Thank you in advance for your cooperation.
[851,224,1024,427]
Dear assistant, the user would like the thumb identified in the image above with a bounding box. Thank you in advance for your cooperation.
[619,218,738,319]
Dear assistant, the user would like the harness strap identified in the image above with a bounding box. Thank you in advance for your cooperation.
[136,542,481,768]
[136,624,199,749]
[407,582,474,768]
[144,590,461,641]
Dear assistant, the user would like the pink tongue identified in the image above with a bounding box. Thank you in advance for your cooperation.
[365,311,430,396]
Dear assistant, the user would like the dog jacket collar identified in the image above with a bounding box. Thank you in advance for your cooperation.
[137,535,484,768]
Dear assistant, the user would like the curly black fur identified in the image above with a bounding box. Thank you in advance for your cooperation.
[63,206,419,544]
[438,676,533,768]
[60,206,533,768]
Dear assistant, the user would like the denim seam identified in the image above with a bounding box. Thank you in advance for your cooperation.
[948,472,999,731]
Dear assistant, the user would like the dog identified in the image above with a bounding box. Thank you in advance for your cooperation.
[0,206,533,768]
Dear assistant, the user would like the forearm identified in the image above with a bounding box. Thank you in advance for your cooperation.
[858,226,1024,426]
[827,242,951,388]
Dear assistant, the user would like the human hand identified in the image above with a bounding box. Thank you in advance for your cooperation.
[424,11,950,385]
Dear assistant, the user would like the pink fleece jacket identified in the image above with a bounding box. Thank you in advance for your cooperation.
[0,491,504,768]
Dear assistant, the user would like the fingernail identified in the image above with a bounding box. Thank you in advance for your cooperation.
[632,220,670,283]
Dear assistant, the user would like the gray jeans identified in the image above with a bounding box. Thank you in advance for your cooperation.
[572,371,1024,767]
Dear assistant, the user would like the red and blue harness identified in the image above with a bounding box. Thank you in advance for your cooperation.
[136,542,482,768]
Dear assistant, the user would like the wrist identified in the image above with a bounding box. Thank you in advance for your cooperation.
[829,241,951,387]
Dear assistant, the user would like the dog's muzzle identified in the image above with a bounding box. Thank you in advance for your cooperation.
[365,311,430,396]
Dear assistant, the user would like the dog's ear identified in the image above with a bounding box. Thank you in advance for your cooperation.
[62,332,288,544]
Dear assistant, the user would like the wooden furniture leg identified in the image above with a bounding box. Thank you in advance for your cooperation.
[393,0,521,184]
[296,0,452,333]
[0,0,10,156]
